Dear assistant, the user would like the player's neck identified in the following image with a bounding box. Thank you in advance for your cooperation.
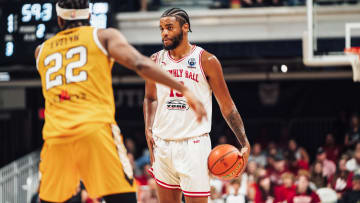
[169,42,192,60]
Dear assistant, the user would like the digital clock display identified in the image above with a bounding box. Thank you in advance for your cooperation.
[0,1,111,66]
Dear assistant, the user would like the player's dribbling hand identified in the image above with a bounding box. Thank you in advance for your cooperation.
[236,145,250,178]
[145,128,156,165]
[183,89,207,123]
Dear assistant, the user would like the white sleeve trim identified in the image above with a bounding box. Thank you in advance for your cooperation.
[36,44,44,70]
[93,27,109,56]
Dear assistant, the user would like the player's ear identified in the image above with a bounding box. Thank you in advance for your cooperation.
[182,23,189,33]
[57,16,65,29]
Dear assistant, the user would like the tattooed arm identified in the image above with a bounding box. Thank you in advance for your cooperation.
[225,109,249,149]
[201,50,250,169]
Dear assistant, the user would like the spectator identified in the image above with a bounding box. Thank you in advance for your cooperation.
[125,138,137,157]
[316,147,336,178]
[210,185,225,203]
[266,155,275,172]
[210,0,230,8]
[274,172,296,202]
[268,153,289,186]
[240,0,256,8]
[247,161,259,184]
[287,0,305,6]
[285,139,310,174]
[329,156,353,198]
[240,0,284,7]
[210,176,226,201]
[346,144,360,172]
[248,167,268,201]
[135,163,152,186]
[334,111,348,143]
[128,152,142,177]
[267,142,279,157]
[224,178,247,203]
[339,172,360,203]
[323,133,341,163]
[135,149,151,172]
[288,170,321,203]
[230,0,241,8]
[310,161,328,189]
[252,174,275,203]
[140,0,147,11]
[266,142,279,171]
[139,178,158,203]
[218,135,228,145]
[148,0,161,11]
[269,0,284,6]
[344,113,360,148]
[249,143,267,167]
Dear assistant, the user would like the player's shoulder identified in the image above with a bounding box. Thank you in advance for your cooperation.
[98,27,117,34]
[34,44,43,60]
[199,48,219,65]
[96,27,114,38]
[97,27,129,46]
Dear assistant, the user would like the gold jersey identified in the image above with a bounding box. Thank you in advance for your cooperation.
[36,26,115,140]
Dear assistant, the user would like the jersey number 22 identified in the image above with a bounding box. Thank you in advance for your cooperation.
[44,46,87,90]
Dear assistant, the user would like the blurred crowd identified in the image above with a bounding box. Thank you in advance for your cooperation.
[127,113,360,203]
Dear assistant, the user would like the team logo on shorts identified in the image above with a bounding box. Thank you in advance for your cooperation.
[187,58,196,68]
[166,99,189,111]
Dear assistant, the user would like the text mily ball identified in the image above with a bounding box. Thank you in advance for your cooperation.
[208,144,245,180]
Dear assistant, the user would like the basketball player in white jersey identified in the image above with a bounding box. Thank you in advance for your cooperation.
[144,8,250,203]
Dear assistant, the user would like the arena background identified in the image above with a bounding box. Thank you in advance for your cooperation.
[0,0,360,202]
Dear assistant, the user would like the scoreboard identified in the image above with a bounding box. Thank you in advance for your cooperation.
[0,1,112,66]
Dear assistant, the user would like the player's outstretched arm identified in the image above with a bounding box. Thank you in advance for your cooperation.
[98,28,207,122]
[201,51,250,165]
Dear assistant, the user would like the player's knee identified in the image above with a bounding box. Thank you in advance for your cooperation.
[157,189,182,203]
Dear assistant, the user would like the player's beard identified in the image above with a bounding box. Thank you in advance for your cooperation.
[163,30,184,50]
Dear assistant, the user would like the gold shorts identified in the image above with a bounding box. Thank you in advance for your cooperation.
[39,123,136,202]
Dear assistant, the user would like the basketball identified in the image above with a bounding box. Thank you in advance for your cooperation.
[208,144,245,180]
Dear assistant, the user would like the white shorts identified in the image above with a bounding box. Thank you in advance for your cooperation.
[148,134,212,197]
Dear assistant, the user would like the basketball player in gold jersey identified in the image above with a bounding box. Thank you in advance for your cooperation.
[144,8,250,203]
[35,1,206,202]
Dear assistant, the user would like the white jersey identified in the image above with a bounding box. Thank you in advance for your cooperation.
[152,45,212,140]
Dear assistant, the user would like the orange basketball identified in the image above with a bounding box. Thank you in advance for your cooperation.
[207,144,244,180]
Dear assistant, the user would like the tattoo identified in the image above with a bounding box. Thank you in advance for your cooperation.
[225,109,248,147]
